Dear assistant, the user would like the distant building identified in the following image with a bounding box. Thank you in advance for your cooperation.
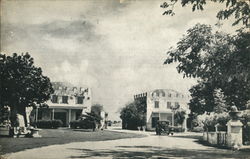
[31,82,92,127]
[134,89,190,131]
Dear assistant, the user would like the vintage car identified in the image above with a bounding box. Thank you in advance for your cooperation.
[155,120,174,136]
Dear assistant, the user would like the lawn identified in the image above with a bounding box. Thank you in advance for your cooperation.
[0,128,145,155]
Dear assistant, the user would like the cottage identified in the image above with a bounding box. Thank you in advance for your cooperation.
[30,82,92,127]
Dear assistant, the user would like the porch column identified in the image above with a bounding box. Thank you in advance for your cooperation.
[52,109,54,120]
[68,109,71,128]
[35,108,38,122]
[172,111,174,126]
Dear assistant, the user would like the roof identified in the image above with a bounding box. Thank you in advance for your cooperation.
[51,82,89,96]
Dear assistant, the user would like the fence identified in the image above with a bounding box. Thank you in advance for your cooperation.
[217,132,227,146]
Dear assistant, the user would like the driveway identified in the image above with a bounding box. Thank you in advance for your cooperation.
[4,129,250,159]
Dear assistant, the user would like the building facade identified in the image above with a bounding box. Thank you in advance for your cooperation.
[31,82,92,127]
[134,89,190,131]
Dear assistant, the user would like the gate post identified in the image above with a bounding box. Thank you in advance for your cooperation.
[227,106,243,149]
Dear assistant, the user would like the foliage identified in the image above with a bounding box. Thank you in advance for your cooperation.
[192,126,204,132]
[70,119,94,129]
[174,108,186,125]
[172,126,185,132]
[164,24,250,114]
[91,104,104,116]
[161,0,250,28]
[120,100,146,130]
[0,106,10,124]
[34,120,63,129]
[197,112,230,131]
[0,53,54,126]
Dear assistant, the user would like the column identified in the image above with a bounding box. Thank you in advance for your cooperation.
[172,111,174,126]
[52,109,54,120]
[35,108,38,122]
[68,109,71,128]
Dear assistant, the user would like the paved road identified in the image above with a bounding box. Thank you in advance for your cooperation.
[4,129,250,159]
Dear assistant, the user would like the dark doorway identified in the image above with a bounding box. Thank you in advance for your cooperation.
[75,110,82,120]
[152,117,159,128]
[54,112,67,127]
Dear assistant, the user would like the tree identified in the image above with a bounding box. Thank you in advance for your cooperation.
[165,24,250,114]
[174,108,186,125]
[91,103,104,116]
[161,0,250,28]
[0,53,54,127]
[120,100,146,130]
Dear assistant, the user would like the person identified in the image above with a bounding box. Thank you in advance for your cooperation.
[155,121,161,135]
[92,121,96,131]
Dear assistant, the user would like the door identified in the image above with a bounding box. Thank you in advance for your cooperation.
[152,117,159,128]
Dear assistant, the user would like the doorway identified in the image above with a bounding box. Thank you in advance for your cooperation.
[54,112,67,127]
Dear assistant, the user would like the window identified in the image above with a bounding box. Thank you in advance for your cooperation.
[62,96,68,104]
[77,97,84,104]
[167,102,171,109]
[168,93,171,97]
[175,102,179,107]
[154,101,159,108]
[51,95,58,103]
[162,92,165,97]
[176,93,179,97]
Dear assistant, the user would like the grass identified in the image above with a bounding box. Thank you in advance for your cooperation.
[0,128,145,155]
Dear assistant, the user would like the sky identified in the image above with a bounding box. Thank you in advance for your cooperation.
[1,0,239,120]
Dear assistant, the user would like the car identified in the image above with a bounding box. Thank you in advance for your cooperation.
[155,120,174,136]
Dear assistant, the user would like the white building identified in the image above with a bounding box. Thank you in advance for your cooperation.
[134,89,190,131]
[31,82,92,126]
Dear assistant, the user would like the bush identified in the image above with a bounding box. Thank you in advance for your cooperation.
[192,126,204,132]
[197,112,230,132]
[70,119,95,129]
[35,120,63,129]
[172,126,185,132]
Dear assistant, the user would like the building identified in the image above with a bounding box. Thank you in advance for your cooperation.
[134,89,190,131]
[31,82,92,127]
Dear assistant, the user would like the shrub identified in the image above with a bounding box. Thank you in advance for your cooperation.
[70,119,95,129]
[197,112,230,132]
[35,120,63,129]
[192,126,204,132]
[173,126,185,132]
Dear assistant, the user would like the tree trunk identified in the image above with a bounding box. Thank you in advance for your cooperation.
[10,104,27,127]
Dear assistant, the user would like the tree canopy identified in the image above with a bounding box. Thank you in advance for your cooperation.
[161,0,250,28]
[120,100,146,130]
[164,24,250,114]
[0,53,54,125]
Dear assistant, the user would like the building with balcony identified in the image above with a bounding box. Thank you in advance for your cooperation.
[134,89,190,131]
[31,82,92,127]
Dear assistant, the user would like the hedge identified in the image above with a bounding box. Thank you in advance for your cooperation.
[34,120,63,129]
[70,119,95,129]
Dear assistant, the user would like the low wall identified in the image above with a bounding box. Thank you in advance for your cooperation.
[207,132,217,145]
[203,131,227,146]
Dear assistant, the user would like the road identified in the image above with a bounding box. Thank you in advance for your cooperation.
[4,128,250,159]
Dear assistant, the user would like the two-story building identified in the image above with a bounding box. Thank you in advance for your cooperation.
[134,89,190,131]
[31,82,92,127]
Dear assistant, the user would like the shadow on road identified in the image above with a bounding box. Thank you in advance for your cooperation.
[68,145,250,159]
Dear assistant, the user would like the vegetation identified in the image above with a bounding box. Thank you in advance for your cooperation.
[161,0,250,28]
[197,112,230,131]
[174,108,186,125]
[34,120,63,129]
[120,100,146,130]
[164,24,250,115]
[70,104,104,130]
[0,53,54,127]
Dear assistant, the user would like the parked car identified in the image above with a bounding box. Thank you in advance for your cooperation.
[156,120,174,136]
